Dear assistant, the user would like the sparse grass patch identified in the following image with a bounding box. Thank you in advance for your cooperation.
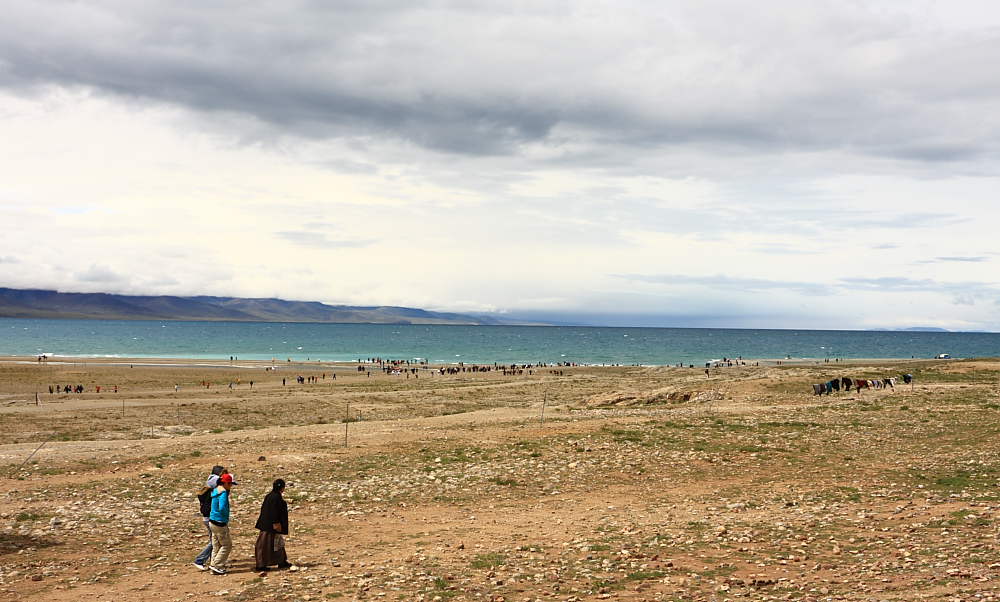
[590,577,623,591]
[926,509,992,528]
[31,466,67,475]
[603,427,646,444]
[470,552,507,569]
[907,465,1000,495]
[625,569,666,581]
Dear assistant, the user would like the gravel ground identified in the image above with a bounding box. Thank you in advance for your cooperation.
[2,358,1000,601]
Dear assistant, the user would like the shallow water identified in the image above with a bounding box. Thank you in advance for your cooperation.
[2,318,998,365]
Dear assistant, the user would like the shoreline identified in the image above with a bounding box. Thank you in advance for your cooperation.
[0,354,957,370]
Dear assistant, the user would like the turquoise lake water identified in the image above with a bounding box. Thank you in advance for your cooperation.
[1,318,998,365]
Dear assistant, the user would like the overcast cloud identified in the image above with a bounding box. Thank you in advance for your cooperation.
[1,1,999,330]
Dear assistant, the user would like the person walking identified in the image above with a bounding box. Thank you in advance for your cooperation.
[208,472,237,575]
[193,465,226,570]
[254,478,292,571]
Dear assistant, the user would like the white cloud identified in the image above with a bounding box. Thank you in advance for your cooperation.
[0,2,999,329]
[77,264,126,285]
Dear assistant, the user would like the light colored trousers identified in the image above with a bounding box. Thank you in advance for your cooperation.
[209,522,232,569]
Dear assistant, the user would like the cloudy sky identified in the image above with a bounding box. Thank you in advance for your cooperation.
[1,1,999,330]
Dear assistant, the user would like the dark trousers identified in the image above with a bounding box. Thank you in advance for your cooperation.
[254,530,288,568]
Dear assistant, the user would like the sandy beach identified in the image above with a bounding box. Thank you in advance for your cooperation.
[2,356,1000,600]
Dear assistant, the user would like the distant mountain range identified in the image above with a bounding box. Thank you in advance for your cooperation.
[0,288,523,325]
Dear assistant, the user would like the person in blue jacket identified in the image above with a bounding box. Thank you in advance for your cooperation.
[208,472,237,575]
[193,465,226,570]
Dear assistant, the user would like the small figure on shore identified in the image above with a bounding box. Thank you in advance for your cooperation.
[254,478,292,572]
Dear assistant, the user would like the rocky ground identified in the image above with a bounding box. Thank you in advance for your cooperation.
[2,357,1000,601]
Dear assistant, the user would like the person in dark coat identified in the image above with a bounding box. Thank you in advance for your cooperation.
[254,478,291,571]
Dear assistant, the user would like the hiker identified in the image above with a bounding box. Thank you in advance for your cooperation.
[254,478,292,571]
[193,465,226,570]
[208,472,238,575]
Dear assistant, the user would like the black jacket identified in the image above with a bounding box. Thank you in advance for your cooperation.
[198,489,212,518]
[255,490,289,534]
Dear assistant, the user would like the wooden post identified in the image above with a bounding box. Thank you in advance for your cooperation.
[122,397,125,418]
[344,401,350,448]
[540,390,547,424]
[35,392,39,406]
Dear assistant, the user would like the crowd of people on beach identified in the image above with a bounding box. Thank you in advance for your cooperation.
[48,383,118,394]
[194,465,292,576]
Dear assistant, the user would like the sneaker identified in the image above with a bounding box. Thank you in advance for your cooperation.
[209,566,226,575]
[193,563,208,571]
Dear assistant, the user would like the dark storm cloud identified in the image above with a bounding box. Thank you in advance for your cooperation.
[2,2,999,162]
[0,2,559,155]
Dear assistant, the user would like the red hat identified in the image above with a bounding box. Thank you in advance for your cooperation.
[220,473,237,485]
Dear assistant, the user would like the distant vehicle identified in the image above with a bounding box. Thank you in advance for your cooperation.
[934,353,951,359]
